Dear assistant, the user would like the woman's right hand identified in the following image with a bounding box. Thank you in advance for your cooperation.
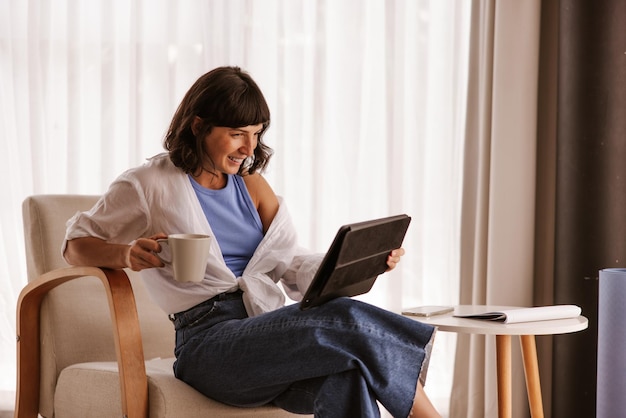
[126,233,168,271]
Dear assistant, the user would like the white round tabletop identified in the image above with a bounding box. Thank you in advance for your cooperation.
[405,305,589,336]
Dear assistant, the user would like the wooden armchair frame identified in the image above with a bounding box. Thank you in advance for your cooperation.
[15,266,148,418]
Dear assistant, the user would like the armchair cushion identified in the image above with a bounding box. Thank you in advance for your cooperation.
[55,359,293,418]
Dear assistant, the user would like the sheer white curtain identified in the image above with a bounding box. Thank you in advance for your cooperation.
[0,0,470,414]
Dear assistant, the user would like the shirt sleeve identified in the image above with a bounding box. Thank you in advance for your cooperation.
[63,178,152,250]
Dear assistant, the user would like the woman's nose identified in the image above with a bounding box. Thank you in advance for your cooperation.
[242,135,256,155]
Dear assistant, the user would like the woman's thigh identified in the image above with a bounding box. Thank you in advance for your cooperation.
[174,296,434,409]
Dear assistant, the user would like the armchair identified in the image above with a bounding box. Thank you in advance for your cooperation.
[15,194,306,417]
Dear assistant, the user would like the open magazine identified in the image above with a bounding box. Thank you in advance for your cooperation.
[454,305,582,324]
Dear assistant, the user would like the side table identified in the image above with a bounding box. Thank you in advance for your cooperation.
[405,305,588,418]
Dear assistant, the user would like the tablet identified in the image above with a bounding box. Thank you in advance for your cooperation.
[300,214,411,310]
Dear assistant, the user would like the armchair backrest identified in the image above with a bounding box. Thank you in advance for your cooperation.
[23,194,99,280]
[22,195,174,417]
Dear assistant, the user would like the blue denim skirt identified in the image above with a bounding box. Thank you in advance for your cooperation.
[171,291,435,418]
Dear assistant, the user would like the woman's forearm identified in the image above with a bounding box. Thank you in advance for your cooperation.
[64,236,130,269]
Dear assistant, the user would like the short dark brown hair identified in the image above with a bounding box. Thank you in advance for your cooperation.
[164,66,273,175]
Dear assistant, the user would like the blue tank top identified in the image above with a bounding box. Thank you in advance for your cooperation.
[189,174,264,277]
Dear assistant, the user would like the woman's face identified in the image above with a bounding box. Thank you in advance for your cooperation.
[202,124,263,176]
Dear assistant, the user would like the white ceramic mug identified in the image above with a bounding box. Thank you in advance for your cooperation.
[157,234,211,283]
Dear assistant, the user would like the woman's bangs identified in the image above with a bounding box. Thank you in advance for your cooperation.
[221,90,270,128]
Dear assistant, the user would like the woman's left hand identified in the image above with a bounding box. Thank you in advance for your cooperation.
[386,248,405,272]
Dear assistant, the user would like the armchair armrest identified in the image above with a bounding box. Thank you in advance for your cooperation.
[15,267,148,418]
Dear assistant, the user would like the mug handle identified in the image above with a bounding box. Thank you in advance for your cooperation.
[156,238,172,264]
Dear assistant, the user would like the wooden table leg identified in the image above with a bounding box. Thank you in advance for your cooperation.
[520,335,544,418]
[496,335,512,418]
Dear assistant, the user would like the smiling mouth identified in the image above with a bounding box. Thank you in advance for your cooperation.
[229,156,245,164]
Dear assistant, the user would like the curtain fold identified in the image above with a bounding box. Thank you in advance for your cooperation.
[532,0,560,415]
[451,0,542,417]
[452,1,494,412]
[0,1,470,414]
[552,1,626,416]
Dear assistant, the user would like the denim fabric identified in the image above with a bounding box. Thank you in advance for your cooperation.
[172,292,435,418]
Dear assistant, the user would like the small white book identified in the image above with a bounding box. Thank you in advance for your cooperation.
[454,305,582,324]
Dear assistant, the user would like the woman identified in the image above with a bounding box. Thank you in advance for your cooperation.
[63,66,441,418]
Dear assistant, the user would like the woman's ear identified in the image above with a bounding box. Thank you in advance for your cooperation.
[191,116,203,136]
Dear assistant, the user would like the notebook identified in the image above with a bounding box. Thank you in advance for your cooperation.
[299,214,411,310]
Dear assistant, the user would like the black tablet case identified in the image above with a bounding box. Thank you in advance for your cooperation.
[300,214,411,310]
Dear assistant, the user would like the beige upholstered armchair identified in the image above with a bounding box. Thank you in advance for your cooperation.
[15,194,307,418]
